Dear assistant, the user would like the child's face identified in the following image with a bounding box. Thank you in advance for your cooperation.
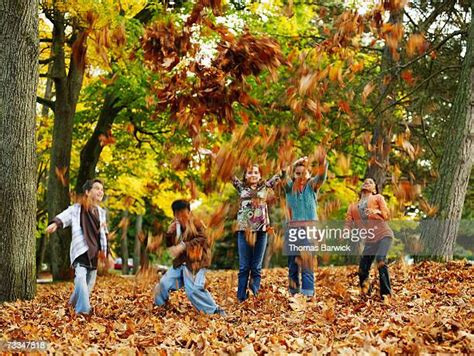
[175,209,190,225]
[86,182,104,204]
[294,165,310,180]
[245,166,261,185]
[361,178,376,193]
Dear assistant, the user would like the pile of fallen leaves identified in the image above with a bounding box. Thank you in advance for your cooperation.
[0,261,472,354]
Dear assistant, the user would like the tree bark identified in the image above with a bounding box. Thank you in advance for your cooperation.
[419,2,474,260]
[40,50,54,117]
[0,0,38,301]
[121,210,130,275]
[141,231,150,270]
[36,52,55,276]
[134,215,143,274]
[46,6,87,280]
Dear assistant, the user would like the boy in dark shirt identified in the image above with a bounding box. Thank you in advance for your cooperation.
[153,200,224,315]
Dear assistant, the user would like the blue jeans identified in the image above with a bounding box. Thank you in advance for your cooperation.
[154,265,219,314]
[288,255,314,296]
[69,264,97,314]
[237,231,267,302]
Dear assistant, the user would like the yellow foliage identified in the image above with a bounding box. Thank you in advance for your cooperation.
[151,190,187,218]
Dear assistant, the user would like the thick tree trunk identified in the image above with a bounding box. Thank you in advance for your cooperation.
[75,92,124,192]
[46,8,87,280]
[0,0,38,301]
[419,3,474,260]
[134,215,143,274]
[121,210,130,275]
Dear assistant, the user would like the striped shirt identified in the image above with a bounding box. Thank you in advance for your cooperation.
[55,204,108,266]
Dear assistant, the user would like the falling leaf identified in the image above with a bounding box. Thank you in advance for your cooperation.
[98,130,116,146]
[362,82,375,104]
[338,100,351,114]
[401,69,415,86]
[55,166,68,186]
[406,33,426,57]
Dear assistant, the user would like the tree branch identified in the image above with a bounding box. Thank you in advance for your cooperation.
[36,96,55,111]
[419,0,456,32]
[130,116,171,141]
[400,30,466,70]
[378,65,461,116]
[39,57,56,65]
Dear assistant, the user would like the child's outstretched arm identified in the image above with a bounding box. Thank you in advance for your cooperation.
[45,205,74,233]
[309,157,329,192]
[232,176,244,192]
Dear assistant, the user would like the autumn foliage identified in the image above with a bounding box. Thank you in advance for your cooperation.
[1,262,472,353]
[140,0,284,143]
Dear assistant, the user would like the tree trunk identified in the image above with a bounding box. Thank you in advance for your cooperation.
[0,0,38,301]
[365,9,402,192]
[47,7,87,280]
[419,2,474,260]
[75,92,124,192]
[36,233,47,276]
[134,215,143,274]
[74,4,155,193]
[36,55,54,276]
[121,210,130,275]
[263,237,274,268]
[141,231,150,270]
[40,51,54,117]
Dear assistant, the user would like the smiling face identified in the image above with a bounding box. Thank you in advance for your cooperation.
[293,164,309,181]
[85,182,104,205]
[361,178,377,194]
[245,165,261,186]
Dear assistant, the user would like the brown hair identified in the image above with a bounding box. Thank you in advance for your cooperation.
[79,179,104,208]
[82,179,104,193]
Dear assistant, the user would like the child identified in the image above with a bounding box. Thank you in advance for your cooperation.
[46,179,108,314]
[232,164,281,302]
[284,154,328,297]
[153,199,224,315]
[345,178,393,298]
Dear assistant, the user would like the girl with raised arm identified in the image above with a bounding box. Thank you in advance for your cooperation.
[232,164,281,302]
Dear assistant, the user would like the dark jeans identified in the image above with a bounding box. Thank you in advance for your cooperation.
[237,231,267,302]
[359,237,392,296]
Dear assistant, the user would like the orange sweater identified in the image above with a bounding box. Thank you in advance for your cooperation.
[345,194,394,243]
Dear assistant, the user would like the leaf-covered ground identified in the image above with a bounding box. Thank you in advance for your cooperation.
[0,261,473,354]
